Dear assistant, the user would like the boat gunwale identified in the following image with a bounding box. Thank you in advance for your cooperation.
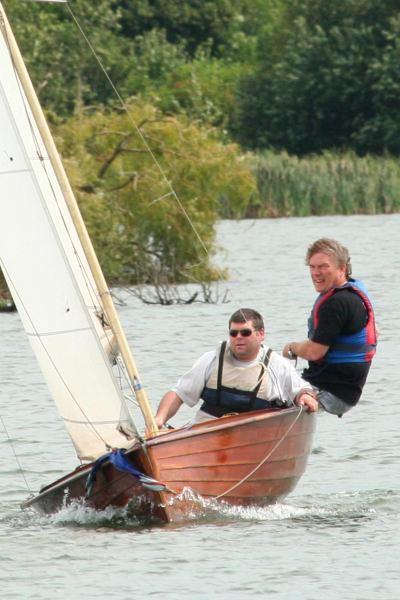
[145,406,313,448]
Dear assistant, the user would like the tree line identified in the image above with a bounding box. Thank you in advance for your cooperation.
[5,0,400,155]
[1,0,399,298]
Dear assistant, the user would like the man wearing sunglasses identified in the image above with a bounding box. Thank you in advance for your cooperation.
[283,238,377,417]
[154,308,318,429]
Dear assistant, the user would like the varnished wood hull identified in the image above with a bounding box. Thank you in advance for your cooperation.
[22,408,316,522]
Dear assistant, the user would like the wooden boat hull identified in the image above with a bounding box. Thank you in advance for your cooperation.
[22,407,315,522]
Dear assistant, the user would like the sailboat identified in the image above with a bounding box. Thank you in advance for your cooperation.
[0,2,316,522]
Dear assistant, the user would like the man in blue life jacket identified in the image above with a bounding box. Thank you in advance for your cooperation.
[154,308,318,430]
[283,238,377,417]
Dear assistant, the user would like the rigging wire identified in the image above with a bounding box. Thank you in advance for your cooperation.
[64,2,211,259]
[0,415,32,493]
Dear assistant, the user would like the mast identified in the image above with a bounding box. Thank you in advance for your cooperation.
[0,3,158,436]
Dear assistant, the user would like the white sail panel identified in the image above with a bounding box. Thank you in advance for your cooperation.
[0,30,115,353]
[30,134,118,359]
[0,25,137,460]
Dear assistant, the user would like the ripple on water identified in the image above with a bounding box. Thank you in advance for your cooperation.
[1,216,399,599]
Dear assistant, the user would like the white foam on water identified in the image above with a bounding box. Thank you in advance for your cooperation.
[166,487,379,524]
[6,487,383,531]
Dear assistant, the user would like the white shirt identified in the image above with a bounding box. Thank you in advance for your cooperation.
[172,345,312,419]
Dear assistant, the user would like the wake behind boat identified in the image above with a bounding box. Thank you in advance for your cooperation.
[0,2,315,522]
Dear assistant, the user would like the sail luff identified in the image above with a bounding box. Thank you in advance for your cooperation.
[0,4,158,435]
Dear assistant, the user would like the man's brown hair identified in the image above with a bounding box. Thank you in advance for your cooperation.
[229,308,264,330]
[306,238,352,278]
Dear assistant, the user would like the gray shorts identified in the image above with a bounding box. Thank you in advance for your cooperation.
[314,388,353,418]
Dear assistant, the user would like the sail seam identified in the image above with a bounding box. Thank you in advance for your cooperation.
[62,417,133,425]
[0,167,30,175]
[26,327,92,337]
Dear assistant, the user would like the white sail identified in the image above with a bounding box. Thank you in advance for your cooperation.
[0,11,138,460]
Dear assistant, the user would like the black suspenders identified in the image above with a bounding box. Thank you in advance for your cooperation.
[215,343,272,407]
[215,341,227,406]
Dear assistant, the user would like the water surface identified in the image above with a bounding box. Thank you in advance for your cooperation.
[0,215,399,599]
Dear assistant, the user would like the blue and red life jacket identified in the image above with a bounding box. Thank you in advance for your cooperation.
[308,279,377,364]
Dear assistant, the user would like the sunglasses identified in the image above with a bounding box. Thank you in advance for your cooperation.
[229,328,256,338]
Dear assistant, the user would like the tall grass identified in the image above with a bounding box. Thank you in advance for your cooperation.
[241,151,400,217]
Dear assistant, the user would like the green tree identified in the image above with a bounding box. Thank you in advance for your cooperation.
[120,28,189,97]
[4,0,131,116]
[3,0,266,130]
[233,0,400,155]
[118,0,241,57]
[149,57,249,131]
[55,102,256,284]
[0,270,8,297]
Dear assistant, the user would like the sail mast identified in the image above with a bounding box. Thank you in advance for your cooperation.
[0,3,158,435]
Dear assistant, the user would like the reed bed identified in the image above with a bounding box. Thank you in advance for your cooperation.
[243,151,400,218]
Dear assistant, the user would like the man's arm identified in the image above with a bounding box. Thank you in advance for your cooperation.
[284,291,366,362]
[283,339,329,362]
[151,350,216,432]
[271,353,318,412]
[155,391,183,429]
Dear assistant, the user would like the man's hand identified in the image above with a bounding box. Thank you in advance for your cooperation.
[283,343,296,359]
[295,390,319,412]
[283,339,329,362]
[155,391,183,428]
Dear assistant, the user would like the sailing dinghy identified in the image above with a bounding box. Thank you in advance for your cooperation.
[0,3,316,522]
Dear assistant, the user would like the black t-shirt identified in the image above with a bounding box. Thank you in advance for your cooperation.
[302,288,371,405]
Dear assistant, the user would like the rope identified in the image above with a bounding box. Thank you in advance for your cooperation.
[215,406,304,500]
[0,415,32,493]
[65,3,210,259]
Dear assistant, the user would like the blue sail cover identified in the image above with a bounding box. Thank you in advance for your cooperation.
[85,450,167,498]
